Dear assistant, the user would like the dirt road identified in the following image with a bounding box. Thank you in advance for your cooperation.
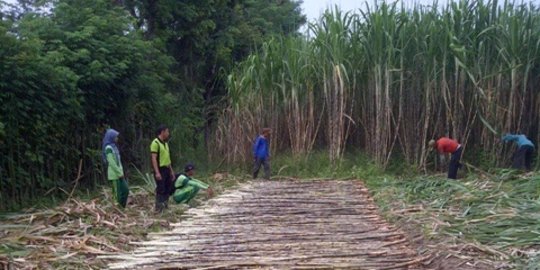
[106,180,428,269]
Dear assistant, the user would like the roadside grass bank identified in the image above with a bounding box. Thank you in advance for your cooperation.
[363,169,540,269]
[1,152,538,269]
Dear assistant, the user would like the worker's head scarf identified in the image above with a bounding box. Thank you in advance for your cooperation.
[102,128,120,165]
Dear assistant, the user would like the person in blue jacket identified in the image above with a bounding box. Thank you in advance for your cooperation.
[502,133,535,170]
[252,128,272,179]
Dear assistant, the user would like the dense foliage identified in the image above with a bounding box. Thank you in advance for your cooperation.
[0,0,305,210]
[214,0,540,170]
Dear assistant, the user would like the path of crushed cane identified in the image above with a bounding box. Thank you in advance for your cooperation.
[104,180,430,269]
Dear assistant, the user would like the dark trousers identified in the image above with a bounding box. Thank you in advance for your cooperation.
[155,167,173,212]
[513,145,534,171]
[253,157,270,179]
[448,146,463,179]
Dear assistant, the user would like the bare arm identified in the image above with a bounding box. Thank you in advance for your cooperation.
[151,153,161,180]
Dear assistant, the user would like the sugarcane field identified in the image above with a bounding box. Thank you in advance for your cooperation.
[2,0,540,269]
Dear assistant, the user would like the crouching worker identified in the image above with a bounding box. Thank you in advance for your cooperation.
[173,163,214,204]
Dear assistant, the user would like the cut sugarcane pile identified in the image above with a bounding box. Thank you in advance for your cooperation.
[105,180,430,269]
[0,188,188,270]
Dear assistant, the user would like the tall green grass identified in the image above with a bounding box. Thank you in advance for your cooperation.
[213,0,540,171]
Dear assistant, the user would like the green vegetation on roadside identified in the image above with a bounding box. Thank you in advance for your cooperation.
[373,172,540,269]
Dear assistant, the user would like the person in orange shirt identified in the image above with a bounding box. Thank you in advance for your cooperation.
[429,137,463,179]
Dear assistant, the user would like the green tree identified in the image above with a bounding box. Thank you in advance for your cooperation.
[120,0,306,143]
[0,17,82,208]
[0,0,306,209]
[0,0,175,209]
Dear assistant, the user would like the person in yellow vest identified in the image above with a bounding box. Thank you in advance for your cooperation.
[150,125,174,213]
[173,163,214,204]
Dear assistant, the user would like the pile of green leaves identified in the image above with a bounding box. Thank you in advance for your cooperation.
[365,170,540,268]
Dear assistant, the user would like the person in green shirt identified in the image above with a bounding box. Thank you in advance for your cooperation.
[102,128,129,208]
[173,163,214,204]
[150,124,175,213]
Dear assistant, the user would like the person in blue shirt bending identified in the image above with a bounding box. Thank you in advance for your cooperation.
[502,133,535,171]
[252,128,272,179]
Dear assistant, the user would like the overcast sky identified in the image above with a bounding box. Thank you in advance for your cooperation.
[301,0,540,23]
[302,0,440,22]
